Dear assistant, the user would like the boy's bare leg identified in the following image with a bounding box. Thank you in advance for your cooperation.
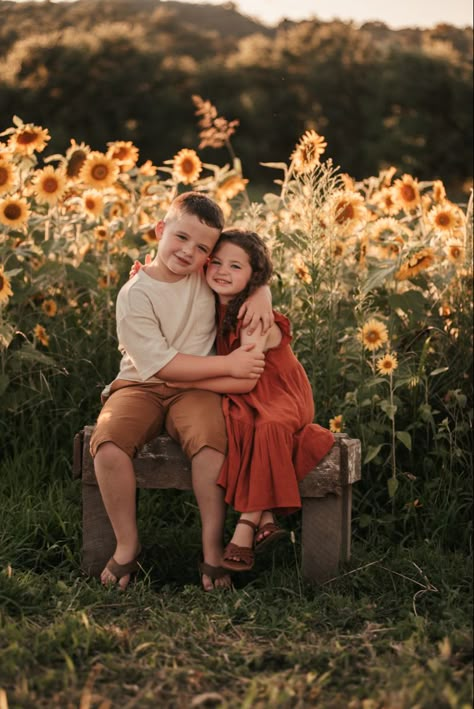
[94,442,140,590]
[191,446,231,590]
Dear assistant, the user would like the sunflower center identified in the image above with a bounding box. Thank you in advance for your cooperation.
[336,202,354,224]
[43,177,59,193]
[401,185,416,201]
[0,167,8,186]
[4,203,21,220]
[85,198,96,209]
[67,151,87,178]
[366,330,379,343]
[451,247,461,258]
[114,148,128,160]
[91,164,109,180]
[436,213,450,226]
[17,131,37,145]
[181,159,195,175]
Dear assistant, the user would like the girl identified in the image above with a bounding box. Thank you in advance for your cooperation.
[174,229,335,572]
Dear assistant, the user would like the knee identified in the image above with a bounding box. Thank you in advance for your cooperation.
[94,441,129,471]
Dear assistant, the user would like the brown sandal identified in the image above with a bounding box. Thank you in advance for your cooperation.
[221,519,258,572]
[198,562,232,591]
[104,545,142,586]
[255,522,288,554]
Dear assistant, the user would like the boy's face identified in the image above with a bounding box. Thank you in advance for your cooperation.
[154,213,220,281]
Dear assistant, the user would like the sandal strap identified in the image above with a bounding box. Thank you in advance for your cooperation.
[106,550,141,580]
[223,542,254,565]
[199,562,230,580]
[257,522,281,536]
[236,518,258,532]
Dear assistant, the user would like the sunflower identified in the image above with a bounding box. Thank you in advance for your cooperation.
[94,225,109,240]
[371,217,402,241]
[83,190,104,218]
[108,200,129,219]
[172,149,202,184]
[395,248,435,281]
[393,174,421,211]
[428,203,463,234]
[446,241,465,265]
[106,141,139,171]
[0,196,30,227]
[329,415,343,433]
[33,324,50,347]
[290,130,327,173]
[376,352,398,376]
[139,160,157,176]
[79,152,119,190]
[33,166,67,205]
[358,319,389,352]
[0,266,13,305]
[216,175,248,201]
[8,123,50,156]
[64,140,90,180]
[41,299,57,317]
[0,160,17,195]
[327,191,366,233]
[432,180,446,204]
[142,228,159,245]
[292,254,312,284]
[373,187,399,216]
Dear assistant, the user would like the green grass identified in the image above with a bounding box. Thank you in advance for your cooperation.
[0,453,472,708]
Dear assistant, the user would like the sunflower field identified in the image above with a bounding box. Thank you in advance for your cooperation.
[0,102,472,551]
[0,100,473,707]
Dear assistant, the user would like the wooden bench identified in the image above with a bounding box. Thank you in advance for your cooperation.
[73,426,361,584]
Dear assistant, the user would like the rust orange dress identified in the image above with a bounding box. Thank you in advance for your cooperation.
[216,307,335,515]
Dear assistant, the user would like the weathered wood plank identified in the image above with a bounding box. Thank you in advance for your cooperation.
[76,426,361,498]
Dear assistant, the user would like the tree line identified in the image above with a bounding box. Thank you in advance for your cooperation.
[0,0,472,191]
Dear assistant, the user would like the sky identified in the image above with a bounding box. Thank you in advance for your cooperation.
[174,0,473,28]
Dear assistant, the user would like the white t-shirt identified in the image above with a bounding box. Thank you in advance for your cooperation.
[113,268,216,383]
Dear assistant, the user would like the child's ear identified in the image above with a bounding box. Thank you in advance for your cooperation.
[155,220,165,241]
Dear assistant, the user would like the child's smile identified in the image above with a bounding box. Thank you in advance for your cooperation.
[207,242,253,303]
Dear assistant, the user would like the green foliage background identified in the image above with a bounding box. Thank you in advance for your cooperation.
[0,0,472,192]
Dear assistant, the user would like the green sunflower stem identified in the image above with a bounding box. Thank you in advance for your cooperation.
[390,373,397,511]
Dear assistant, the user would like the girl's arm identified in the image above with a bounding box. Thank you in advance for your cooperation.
[170,321,281,393]
[239,285,274,334]
[156,344,264,381]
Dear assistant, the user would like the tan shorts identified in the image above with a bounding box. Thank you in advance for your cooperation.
[90,379,227,459]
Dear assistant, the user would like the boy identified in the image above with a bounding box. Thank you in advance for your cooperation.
[90,192,270,590]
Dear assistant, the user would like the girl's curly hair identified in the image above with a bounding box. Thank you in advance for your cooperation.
[214,229,273,336]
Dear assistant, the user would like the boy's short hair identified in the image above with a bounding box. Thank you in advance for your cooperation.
[165,191,225,231]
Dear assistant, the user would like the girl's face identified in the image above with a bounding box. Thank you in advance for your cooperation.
[206,241,252,303]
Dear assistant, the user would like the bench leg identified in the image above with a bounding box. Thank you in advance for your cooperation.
[301,486,352,584]
[81,482,116,577]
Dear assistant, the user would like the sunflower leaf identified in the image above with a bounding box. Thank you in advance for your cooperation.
[363,444,383,463]
[388,477,399,498]
[396,431,412,450]
[380,400,397,420]
[361,264,398,295]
